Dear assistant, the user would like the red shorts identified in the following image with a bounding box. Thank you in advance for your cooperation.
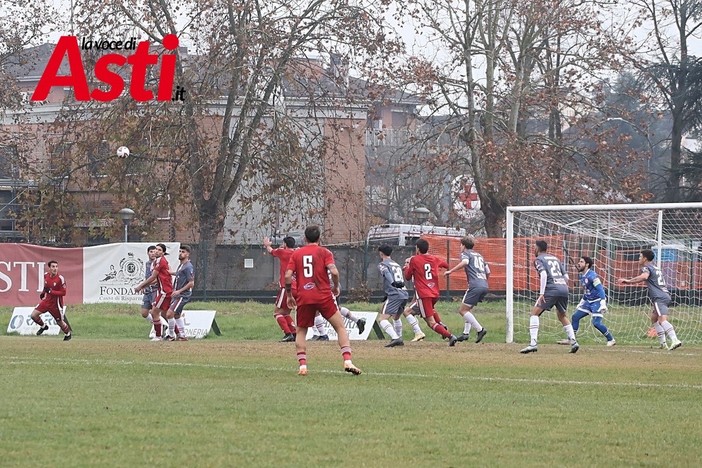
[416,297,438,319]
[275,288,292,312]
[154,292,172,312]
[296,294,338,328]
[35,301,63,321]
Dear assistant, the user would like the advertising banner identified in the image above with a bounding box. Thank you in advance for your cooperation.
[0,244,84,306]
[83,242,180,304]
[305,311,377,341]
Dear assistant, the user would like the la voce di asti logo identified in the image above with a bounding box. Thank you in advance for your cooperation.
[31,34,185,102]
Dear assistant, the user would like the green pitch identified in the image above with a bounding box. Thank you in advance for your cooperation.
[1,302,700,467]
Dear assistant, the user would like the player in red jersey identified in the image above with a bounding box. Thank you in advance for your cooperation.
[403,238,458,346]
[135,243,174,341]
[263,235,297,342]
[32,260,72,341]
[285,225,361,376]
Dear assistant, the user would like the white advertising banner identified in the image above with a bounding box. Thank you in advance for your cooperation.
[305,311,377,341]
[82,242,180,304]
[6,307,61,336]
[149,310,218,339]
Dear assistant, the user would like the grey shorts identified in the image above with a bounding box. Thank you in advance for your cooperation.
[537,293,568,314]
[381,297,407,317]
[142,291,156,310]
[652,300,671,316]
[171,295,191,315]
[462,287,488,307]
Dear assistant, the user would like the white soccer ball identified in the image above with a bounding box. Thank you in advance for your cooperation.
[116,146,130,158]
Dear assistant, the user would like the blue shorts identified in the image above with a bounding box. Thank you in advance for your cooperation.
[576,299,606,317]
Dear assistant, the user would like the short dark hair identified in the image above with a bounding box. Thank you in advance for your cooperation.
[580,256,593,269]
[641,249,655,261]
[535,240,548,252]
[156,243,168,254]
[180,244,192,253]
[378,244,393,256]
[147,245,157,253]
[416,238,429,254]
[304,225,321,243]
[47,260,58,267]
[283,236,296,248]
[461,236,474,249]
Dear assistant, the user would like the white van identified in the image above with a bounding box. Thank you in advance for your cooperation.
[366,224,466,246]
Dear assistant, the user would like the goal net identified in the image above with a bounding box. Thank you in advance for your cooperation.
[506,203,702,345]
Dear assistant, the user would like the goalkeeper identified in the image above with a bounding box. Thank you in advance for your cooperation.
[572,256,616,346]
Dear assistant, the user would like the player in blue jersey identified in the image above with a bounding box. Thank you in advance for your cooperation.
[618,249,682,350]
[571,256,616,346]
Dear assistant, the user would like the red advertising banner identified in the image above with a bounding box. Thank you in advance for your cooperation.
[0,244,84,306]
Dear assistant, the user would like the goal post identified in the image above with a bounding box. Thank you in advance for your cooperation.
[506,202,702,345]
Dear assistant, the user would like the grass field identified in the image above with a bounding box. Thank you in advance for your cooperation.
[2,301,701,467]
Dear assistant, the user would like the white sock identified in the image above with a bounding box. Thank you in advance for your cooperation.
[175,317,186,336]
[314,315,326,335]
[564,324,576,342]
[144,314,153,323]
[529,316,540,346]
[380,320,399,339]
[463,311,482,333]
[654,323,667,345]
[167,318,176,337]
[405,314,421,334]
[340,307,358,323]
[661,320,678,342]
[393,319,403,336]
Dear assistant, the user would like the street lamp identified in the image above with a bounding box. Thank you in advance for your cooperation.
[118,208,135,242]
[412,206,431,225]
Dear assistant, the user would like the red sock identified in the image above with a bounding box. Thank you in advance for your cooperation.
[297,352,307,366]
[285,315,295,331]
[58,321,70,334]
[33,317,45,327]
[432,323,452,339]
[340,346,352,361]
[275,314,291,334]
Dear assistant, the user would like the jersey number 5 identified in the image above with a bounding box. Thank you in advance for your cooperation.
[303,255,313,278]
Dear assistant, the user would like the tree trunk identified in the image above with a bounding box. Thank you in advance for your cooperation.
[196,202,225,296]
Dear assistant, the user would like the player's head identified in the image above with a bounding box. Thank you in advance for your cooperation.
[283,236,296,248]
[535,240,548,254]
[640,249,655,263]
[304,225,321,243]
[378,244,393,257]
[156,243,168,256]
[179,244,191,260]
[461,236,475,250]
[415,238,429,254]
[47,260,58,275]
[147,245,157,259]
[577,256,593,272]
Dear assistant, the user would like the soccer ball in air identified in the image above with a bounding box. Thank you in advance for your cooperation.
[116,146,130,158]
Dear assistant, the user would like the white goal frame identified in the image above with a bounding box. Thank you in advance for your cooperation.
[505,202,702,343]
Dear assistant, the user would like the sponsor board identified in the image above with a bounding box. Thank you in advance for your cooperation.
[83,242,180,304]
[305,311,377,341]
[149,310,218,339]
[6,307,61,336]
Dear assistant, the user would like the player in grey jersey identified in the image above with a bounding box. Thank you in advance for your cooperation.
[376,245,410,347]
[618,249,682,350]
[164,245,195,341]
[444,236,488,343]
[520,240,580,354]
